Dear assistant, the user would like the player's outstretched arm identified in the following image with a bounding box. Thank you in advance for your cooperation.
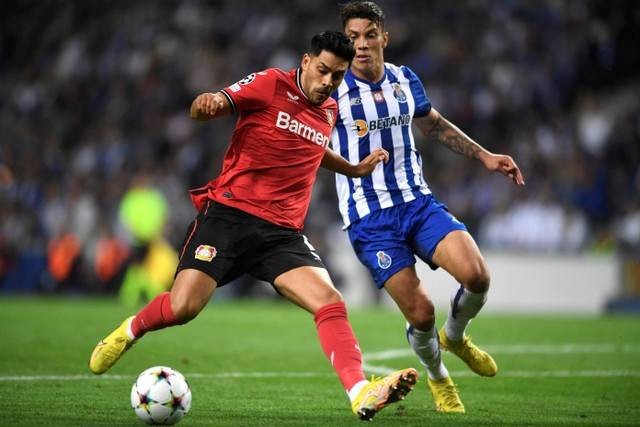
[415,108,525,186]
[321,147,389,177]
[190,92,233,121]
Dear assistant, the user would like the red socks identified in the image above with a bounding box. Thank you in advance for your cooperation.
[314,301,366,391]
[130,292,181,339]
[130,295,365,391]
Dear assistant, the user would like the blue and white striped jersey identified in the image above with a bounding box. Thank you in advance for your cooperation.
[331,63,432,227]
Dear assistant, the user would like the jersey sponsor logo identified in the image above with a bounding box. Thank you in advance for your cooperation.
[238,73,256,85]
[372,91,385,103]
[353,119,369,137]
[275,111,330,148]
[195,245,217,262]
[376,251,392,269]
[351,114,411,137]
[369,114,411,131]
[229,83,241,92]
[350,96,362,106]
[392,83,407,103]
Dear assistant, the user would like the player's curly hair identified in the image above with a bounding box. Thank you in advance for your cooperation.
[339,1,385,29]
[310,31,356,64]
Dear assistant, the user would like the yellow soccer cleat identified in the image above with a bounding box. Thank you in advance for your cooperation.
[427,377,465,413]
[89,316,136,374]
[351,368,418,421]
[438,327,497,377]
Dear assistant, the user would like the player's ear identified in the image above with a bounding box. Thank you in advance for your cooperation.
[382,31,389,49]
[301,53,311,72]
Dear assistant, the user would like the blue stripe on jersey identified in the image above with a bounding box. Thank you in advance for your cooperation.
[334,115,360,225]
[402,67,431,117]
[373,71,404,205]
[345,72,381,215]
[387,69,424,200]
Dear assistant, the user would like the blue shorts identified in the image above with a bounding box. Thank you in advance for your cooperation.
[347,194,467,288]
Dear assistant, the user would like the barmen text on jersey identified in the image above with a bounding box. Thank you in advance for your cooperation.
[275,111,331,148]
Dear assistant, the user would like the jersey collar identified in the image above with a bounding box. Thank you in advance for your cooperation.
[295,68,310,100]
[348,66,388,89]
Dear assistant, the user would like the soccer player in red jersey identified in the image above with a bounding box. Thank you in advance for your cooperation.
[89,31,417,420]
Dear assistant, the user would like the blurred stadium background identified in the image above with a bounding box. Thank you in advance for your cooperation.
[1,0,639,314]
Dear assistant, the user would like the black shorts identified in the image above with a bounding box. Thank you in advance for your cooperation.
[176,201,325,286]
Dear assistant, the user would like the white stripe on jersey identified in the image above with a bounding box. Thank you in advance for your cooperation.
[331,63,431,228]
[335,91,371,221]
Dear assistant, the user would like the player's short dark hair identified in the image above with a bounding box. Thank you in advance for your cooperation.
[310,31,356,64]
[339,1,385,29]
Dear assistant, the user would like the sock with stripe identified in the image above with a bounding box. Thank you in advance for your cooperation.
[314,301,366,394]
[444,286,488,341]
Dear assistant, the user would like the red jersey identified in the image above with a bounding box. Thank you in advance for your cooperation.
[189,68,337,231]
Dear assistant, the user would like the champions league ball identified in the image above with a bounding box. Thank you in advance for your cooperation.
[131,366,192,425]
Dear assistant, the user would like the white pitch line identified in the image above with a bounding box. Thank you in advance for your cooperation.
[2,343,639,382]
[361,363,640,378]
[363,343,640,361]
[2,369,640,382]
[0,372,333,382]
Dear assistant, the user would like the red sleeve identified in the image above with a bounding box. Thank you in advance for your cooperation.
[220,69,277,114]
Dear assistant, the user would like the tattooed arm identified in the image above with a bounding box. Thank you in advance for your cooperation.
[414,108,525,186]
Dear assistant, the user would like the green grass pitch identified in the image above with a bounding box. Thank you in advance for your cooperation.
[1,297,639,426]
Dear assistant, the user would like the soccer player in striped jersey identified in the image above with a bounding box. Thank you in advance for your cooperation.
[89,31,418,420]
[331,1,525,413]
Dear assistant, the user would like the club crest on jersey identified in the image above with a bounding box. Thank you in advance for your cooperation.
[238,73,256,85]
[195,245,217,262]
[392,83,407,103]
[372,91,385,103]
[326,110,334,126]
[353,119,369,137]
[376,251,392,269]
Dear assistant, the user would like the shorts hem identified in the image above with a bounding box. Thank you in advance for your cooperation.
[376,259,416,289]
[424,225,468,270]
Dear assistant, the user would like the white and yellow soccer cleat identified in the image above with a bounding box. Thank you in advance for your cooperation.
[427,376,465,413]
[351,368,418,421]
[89,316,136,374]
[438,327,497,377]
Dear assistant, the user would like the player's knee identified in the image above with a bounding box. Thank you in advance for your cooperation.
[171,297,204,323]
[461,262,491,293]
[321,287,344,306]
[406,298,435,331]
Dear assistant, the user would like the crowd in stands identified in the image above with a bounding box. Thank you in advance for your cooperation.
[1,0,639,294]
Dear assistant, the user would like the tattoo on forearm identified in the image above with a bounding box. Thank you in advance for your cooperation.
[429,116,482,159]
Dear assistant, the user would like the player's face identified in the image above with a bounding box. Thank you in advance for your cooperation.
[300,51,349,105]
[344,18,388,82]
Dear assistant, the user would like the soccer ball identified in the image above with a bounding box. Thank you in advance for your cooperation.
[131,366,192,425]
